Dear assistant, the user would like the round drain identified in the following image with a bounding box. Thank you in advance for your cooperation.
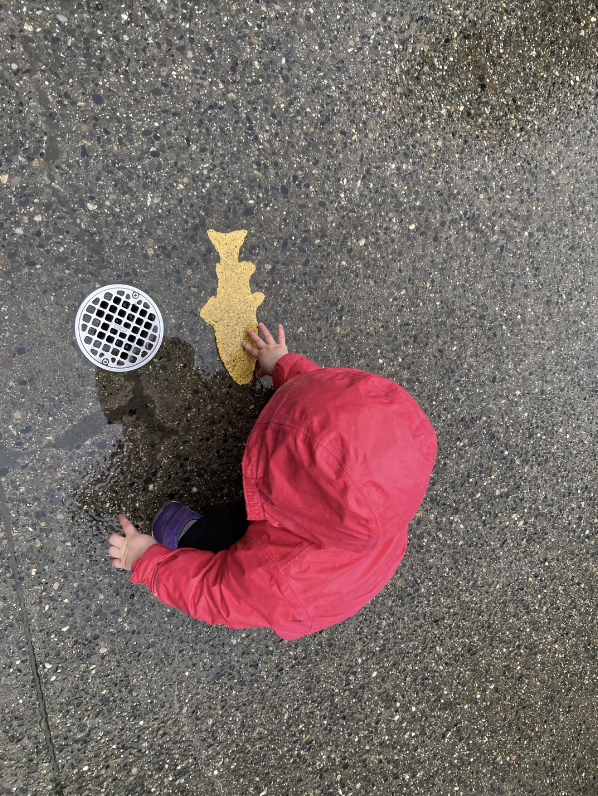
[75,284,164,372]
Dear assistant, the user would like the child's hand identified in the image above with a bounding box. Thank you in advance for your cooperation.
[107,515,157,572]
[243,322,288,379]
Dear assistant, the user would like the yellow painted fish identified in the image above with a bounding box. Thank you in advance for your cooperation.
[200,229,265,385]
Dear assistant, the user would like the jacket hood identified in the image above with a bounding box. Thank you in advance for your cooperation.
[243,366,437,552]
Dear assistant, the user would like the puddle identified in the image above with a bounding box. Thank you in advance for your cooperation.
[70,337,273,532]
[406,0,598,137]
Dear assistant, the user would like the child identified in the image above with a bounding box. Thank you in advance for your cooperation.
[107,323,437,640]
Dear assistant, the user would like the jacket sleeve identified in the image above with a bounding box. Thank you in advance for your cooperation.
[129,530,305,632]
[272,352,322,390]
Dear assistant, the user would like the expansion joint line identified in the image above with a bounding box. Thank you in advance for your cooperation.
[0,480,63,795]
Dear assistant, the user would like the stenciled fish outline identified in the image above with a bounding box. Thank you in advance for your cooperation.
[200,229,265,385]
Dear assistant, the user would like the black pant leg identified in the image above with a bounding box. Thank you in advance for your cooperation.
[177,502,250,553]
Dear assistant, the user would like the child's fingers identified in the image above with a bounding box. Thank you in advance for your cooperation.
[118,514,137,536]
[259,322,276,345]
[246,327,266,348]
[108,532,124,547]
[108,547,123,561]
[110,556,126,569]
[242,340,260,358]
[255,367,265,379]
[277,324,286,347]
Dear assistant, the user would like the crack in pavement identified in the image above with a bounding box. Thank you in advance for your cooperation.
[0,478,64,795]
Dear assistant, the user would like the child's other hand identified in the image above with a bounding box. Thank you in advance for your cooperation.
[243,322,288,378]
[108,515,157,572]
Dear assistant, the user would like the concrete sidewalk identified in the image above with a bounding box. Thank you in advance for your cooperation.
[1,1,597,794]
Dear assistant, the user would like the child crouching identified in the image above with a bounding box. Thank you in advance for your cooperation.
[107,323,436,639]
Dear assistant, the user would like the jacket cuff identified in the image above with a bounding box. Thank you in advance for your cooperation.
[130,542,172,590]
[272,352,306,389]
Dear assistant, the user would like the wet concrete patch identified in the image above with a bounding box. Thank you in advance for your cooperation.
[71,337,273,530]
[51,410,107,451]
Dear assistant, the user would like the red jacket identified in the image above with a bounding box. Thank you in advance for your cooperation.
[131,354,437,639]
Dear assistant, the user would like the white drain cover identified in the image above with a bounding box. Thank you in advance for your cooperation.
[75,284,164,372]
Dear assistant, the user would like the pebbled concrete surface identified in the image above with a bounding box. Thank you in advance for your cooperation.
[0,556,54,795]
[1,1,597,795]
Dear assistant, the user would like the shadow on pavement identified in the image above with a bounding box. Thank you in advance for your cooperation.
[70,337,273,531]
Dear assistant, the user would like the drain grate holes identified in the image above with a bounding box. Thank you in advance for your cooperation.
[75,285,164,372]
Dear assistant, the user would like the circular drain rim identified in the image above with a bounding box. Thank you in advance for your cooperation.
[75,284,164,372]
